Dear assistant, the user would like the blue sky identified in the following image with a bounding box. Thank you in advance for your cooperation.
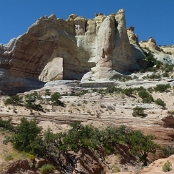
[0,0,173,45]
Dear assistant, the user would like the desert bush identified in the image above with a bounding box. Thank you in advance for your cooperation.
[140,52,163,72]
[13,118,43,155]
[143,73,161,80]
[122,88,134,96]
[0,117,14,131]
[162,160,172,172]
[163,64,174,72]
[5,154,13,161]
[155,98,166,109]
[162,72,169,77]
[147,87,154,93]
[45,89,51,96]
[40,164,54,174]
[25,102,44,112]
[138,90,154,103]
[162,145,174,157]
[105,86,122,94]
[25,92,44,112]
[5,95,23,106]
[132,107,145,117]
[50,92,64,107]
[168,110,174,115]
[154,84,170,92]
[127,132,159,166]
[28,154,35,161]
[119,76,133,82]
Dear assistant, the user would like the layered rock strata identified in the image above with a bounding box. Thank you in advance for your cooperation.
[0,9,143,92]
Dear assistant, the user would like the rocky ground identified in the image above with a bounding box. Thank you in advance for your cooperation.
[0,76,174,173]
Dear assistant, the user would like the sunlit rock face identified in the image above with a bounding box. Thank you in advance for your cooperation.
[81,9,139,82]
[0,9,141,92]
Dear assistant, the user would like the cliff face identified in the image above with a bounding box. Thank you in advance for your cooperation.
[0,9,142,92]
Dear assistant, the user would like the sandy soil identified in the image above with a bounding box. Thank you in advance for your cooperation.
[0,81,174,173]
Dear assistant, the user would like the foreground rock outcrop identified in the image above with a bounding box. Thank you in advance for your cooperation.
[0,9,144,93]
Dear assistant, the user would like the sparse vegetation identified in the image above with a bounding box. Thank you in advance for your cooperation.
[140,52,163,73]
[155,98,166,109]
[25,92,44,112]
[5,95,23,107]
[162,72,169,77]
[5,154,13,161]
[132,107,145,117]
[40,164,54,174]
[142,73,161,80]
[12,118,43,155]
[50,92,64,107]
[122,88,134,97]
[0,117,14,131]
[45,89,51,96]
[162,145,174,157]
[138,89,154,103]
[154,84,170,93]
[162,160,172,172]
[119,75,133,82]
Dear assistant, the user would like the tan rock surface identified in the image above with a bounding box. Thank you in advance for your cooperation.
[81,10,139,82]
[139,37,162,52]
[0,9,142,93]
[127,26,139,45]
[39,57,63,81]
[141,155,174,174]
[160,46,174,55]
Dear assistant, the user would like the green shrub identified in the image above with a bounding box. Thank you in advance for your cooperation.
[13,118,43,155]
[163,64,174,72]
[162,160,172,172]
[143,73,161,80]
[25,92,44,112]
[40,164,54,174]
[155,98,166,108]
[0,117,14,131]
[120,126,159,166]
[168,110,174,115]
[25,102,44,112]
[5,95,23,106]
[132,107,145,117]
[105,86,122,94]
[119,76,133,82]
[163,72,169,77]
[162,145,174,157]
[140,52,163,72]
[122,88,134,96]
[154,84,170,92]
[5,154,13,161]
[138,90,154,103]
[45,89,51,96]
[147,87,154,93]
[50,92,64,107]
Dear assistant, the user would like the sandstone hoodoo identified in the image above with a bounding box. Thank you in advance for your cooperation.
[0,9,145,93]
